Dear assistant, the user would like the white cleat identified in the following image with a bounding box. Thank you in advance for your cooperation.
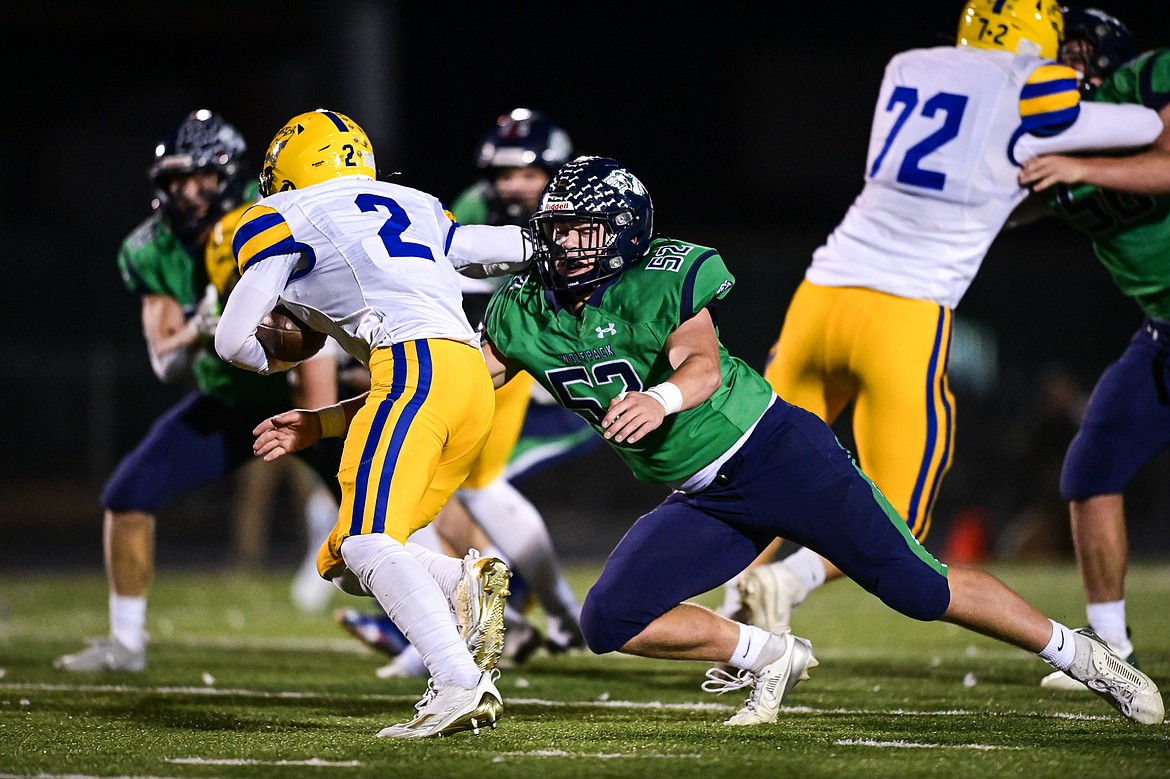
[702,631,818,725]
[376,670,503,739]
[53,637,146,672]
[455,551,511,673]
[735,562,807,633]
[1041,628,1136,691]
[1059,628,1163,725]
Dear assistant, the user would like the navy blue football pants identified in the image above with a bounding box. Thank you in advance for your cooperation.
[103,390,342,514]
[580,398,951,654]
[1062,318,1170,500]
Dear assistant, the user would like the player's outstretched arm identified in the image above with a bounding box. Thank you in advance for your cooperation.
[252,392,369,460]
[1020,103,1170,194]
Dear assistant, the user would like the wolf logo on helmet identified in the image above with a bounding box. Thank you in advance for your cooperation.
[956,0,1064,60]
[259,109,376,197]
[530,156,654,293]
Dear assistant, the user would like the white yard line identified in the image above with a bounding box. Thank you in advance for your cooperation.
[835,738,1023,751]
[169,757,362,766]
[0,681,1115,721]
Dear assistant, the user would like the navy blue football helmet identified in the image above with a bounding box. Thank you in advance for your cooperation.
[530,156,654,293]
[149,109,248,239]
[1060,7,1137,87]
[476,108,574,174]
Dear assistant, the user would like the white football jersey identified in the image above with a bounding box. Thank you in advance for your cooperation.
[234,177,477,366]
[806,46,1162,308]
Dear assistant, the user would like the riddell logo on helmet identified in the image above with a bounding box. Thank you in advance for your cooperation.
[544,201,575,211]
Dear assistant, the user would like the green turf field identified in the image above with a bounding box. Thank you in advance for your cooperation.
[1,562,1167,778]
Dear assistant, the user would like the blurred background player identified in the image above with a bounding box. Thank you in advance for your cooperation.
[1016,5,1170,689]
[336,109,592,676]
[205,203,341,614]
[722,0,1164,635]
[54,109,344,672]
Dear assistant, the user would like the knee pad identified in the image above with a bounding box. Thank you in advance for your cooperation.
[579,584,644,655]
[873,562,951,622]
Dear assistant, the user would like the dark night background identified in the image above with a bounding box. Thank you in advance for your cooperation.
[2,1,1168,567]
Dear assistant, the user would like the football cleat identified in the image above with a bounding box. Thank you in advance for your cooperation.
[545,613,587,655]
[376,670,503,739]
[499,616,545,668]
[735,562,807,633]
[1060,628,1163,725]
[702,631,817,726]
[454,551,511,673]
[1041,627,1139,691]
[53,637,146,673]
[334,607,410,657]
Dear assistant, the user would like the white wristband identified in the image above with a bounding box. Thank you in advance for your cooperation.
[644,381,683,415]
[317,404,347,438]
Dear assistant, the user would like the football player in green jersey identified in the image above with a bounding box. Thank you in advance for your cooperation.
[54,110,343,673]
[1018,6,1170,688]
[477,155,1163,726]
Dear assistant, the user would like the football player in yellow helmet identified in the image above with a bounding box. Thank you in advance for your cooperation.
[218,107,537,738]
[259,109,377,196]
[957,0,1064,60]
[722,0,1162,650]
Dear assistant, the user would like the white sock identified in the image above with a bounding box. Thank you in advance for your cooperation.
[728,623,777,672]
[110,594,147,652]
[404,541,465,601]
[303,486,339,549]
[409,522,443,552]
[1038,619,1077,669]
[460,480,581,620]
[341,534,478,688]
[378,643,428,678]
[482,544,512,567]
[782,547,825,600]
[1086,601,1130,654]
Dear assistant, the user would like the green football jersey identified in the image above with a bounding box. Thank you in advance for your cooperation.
[116,185,290,407]
[1051,49,1170,320]
[450,181,492,226]
[485,237,775,484]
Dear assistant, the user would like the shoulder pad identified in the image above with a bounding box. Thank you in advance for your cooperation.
[233,204,291,274]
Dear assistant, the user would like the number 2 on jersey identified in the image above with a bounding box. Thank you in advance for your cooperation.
[355,193,436,261]
[869,86,969,191]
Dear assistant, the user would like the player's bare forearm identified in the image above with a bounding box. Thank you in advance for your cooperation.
[481,337,516,389]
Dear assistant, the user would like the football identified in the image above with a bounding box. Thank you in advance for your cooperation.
[256,305,326,363]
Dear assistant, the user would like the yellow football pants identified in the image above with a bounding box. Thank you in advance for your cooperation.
[462,371,534,489]
[764,281,955,541]
[317,338,495,579]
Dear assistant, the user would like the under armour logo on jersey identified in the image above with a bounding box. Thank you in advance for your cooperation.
[596,323,617,338]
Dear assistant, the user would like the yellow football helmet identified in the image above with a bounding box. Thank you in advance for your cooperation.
[205,203,251,299]
[956,0,1063,60]
[259,109,376,196]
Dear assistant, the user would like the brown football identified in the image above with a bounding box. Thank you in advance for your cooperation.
[256,305,326,363]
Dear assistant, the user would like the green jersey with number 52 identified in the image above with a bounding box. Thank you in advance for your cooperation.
[484,237,775,484]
